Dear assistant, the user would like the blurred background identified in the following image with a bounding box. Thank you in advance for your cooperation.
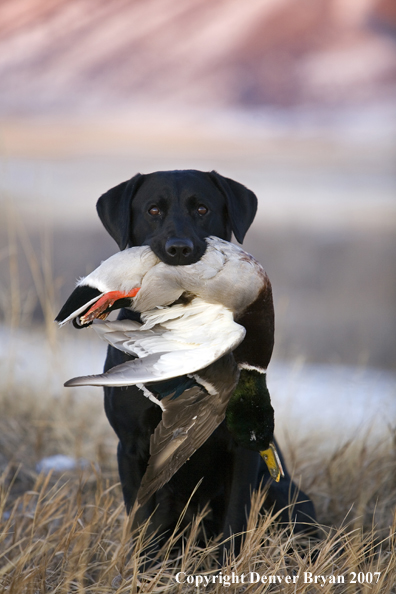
[0,0,395,452]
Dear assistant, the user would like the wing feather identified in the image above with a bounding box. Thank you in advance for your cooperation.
[137,354,239,505]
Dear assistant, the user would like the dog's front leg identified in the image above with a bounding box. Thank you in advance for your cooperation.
[221,447,261,560]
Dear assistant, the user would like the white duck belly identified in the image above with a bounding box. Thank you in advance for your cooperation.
[132,237,266,316]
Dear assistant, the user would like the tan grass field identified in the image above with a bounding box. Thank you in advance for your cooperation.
[1,373,396,593]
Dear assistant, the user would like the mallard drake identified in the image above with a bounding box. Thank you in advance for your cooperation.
[56,236,283,503]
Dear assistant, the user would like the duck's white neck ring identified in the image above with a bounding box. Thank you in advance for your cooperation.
[238,363,267,374]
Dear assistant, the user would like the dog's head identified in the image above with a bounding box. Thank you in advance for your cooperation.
[97,170,257,266]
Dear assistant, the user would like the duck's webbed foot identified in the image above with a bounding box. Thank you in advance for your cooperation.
[81,288,141,324]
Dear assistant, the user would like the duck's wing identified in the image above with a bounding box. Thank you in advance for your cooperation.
[64,301,246,386]
[137,353,239,506]
[64,339,242,387]
[64,351,210,387]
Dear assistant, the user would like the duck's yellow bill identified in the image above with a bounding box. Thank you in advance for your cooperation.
[260,441,284,482]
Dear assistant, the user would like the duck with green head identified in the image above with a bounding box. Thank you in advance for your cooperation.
[226,369,283,482]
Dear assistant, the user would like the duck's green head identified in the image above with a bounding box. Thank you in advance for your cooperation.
[226,368,283,481]
[226,369,274,451]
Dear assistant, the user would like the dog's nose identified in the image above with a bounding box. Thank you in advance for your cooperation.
[165,238,194,260]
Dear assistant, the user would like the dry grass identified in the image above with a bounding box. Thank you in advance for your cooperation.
[0,371,396,593]
[0,222,395,593]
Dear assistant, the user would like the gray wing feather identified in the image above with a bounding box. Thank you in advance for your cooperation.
[64,354,168,387]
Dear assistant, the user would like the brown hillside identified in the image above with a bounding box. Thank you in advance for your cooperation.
[0,0,395,113]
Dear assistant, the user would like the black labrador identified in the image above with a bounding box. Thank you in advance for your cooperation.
[96,169,316,553]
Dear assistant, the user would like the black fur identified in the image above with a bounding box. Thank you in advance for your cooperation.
[96,169,316,553]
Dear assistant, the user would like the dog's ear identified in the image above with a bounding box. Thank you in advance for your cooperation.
[208,171,257,244]
[96,174,144,250]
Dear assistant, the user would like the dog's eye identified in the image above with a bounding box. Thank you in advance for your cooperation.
[197,205,208,215]
[148,206,161,216]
